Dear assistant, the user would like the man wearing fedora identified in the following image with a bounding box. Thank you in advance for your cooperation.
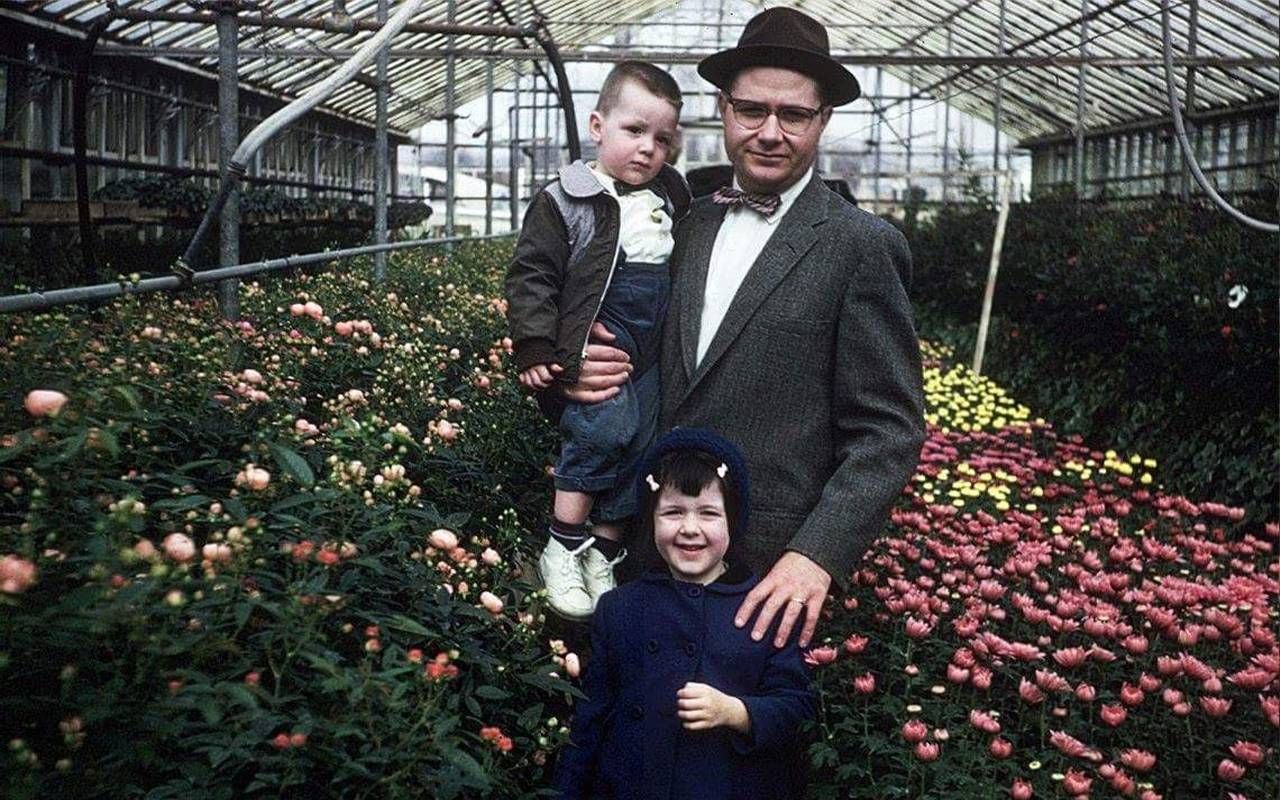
[567,7,925,651]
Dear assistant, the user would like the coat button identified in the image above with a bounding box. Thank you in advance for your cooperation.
[684,642,697,656]
[646,639,659,653]
[688,586,702,598]
[630,704,644,719]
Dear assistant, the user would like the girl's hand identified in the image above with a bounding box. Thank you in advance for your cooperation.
[676,682,750,734]
[518,363,561,390]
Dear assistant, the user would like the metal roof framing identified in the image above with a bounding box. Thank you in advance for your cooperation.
[15,0,1279,140]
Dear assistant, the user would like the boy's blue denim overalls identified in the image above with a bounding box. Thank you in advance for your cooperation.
[555,249,669,521]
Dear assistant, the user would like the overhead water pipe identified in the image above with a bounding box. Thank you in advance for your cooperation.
[178,0,430,274]
[1159,0,1277,233]
[0,234,513,315]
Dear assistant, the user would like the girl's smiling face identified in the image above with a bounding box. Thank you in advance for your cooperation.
[654,482,730,584]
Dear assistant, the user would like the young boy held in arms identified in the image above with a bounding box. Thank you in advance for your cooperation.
[504,61,691,620]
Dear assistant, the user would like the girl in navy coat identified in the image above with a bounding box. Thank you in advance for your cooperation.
[553,428,816,800]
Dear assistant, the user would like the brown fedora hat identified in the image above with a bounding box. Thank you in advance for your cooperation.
[698,7,860,106]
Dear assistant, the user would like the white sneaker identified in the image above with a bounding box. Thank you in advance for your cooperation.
[539,537,595,621]
[581,545,627,607]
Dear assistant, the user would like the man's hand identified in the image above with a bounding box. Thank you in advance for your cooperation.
[676,682,750,734]
[518,363,562,390]
[735,551,832,649]
[561,322,631,403]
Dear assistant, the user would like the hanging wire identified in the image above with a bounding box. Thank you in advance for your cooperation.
[1159,0,1277,233]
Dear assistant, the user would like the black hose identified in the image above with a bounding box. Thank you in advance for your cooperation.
[535,26,580,161]
[178,161,245,276]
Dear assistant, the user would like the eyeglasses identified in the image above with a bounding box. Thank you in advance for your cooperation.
[722,93,826,136]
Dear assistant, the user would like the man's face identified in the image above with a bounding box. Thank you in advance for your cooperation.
[719,66,831,194]
[588,80,680,187]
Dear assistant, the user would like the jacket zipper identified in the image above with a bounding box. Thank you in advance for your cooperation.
[580,191,624,358]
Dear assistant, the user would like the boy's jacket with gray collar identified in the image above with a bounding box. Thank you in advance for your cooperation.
[504,160,692,389]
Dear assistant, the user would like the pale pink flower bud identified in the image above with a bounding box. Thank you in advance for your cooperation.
[479,591,504,615]
[0,555,38,594]
[428,529,459,551]
[162,533,196,563]
[24,389,68,418]
[437,420,458,442]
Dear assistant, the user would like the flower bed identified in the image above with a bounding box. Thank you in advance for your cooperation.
[2,242,1276,798]
[2,240,571,799]
[808,343,1277,798]
[905,197,1278,523]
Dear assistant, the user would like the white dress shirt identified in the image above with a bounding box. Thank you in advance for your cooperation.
[695,167,814,366]
[589,164,674,264]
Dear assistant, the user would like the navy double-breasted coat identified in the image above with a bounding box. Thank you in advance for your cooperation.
[552,566,816,800]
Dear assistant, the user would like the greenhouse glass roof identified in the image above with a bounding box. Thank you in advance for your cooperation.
[16,0,1280,140]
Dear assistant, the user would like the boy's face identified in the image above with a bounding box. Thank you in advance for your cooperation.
[654,482,729,585]
[588,80,680,187]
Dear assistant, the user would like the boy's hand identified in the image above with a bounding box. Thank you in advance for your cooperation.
[518,363,562,390]
[676,682,750,734]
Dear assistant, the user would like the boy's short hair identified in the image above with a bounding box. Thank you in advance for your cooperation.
[596,61,683,115]
[636,449,744,566]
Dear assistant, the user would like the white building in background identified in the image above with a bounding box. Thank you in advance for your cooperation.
[397,165,516,236]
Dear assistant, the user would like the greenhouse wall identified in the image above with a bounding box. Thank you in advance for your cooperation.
[1026,101,1278,199]
[0,20,405,218]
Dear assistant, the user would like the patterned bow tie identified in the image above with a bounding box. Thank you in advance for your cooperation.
[711,186,782,217]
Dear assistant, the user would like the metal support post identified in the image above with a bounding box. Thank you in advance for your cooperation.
[1075,0,1089,198]
[373,0,389,280]
[530,80,539,193]
[942,26,953,204]
[445,0,457,238]
[510,93,521,229]
[311,122,321,186]
[216,8,240,320]
[1180,0,1200,200]
[544,75,553,170]
[485,4,496,235]
[905,63,914,203]
[993,0,1007,198]
[872,67,883,214]
[509,0,523,230]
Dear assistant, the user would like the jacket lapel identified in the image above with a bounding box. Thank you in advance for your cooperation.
[680,175,827,406]
[676,201,728,382]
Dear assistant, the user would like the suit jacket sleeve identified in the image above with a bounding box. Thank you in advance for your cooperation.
[504,190,569,372]
[786,220,925,589]
[733,639,816,755]
[552,591,618,798]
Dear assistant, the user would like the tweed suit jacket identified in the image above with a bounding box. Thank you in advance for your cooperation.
[653,173,925,589]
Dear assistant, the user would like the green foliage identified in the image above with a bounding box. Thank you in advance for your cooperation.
[1,239,574,798]
[907,196,1279,522]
